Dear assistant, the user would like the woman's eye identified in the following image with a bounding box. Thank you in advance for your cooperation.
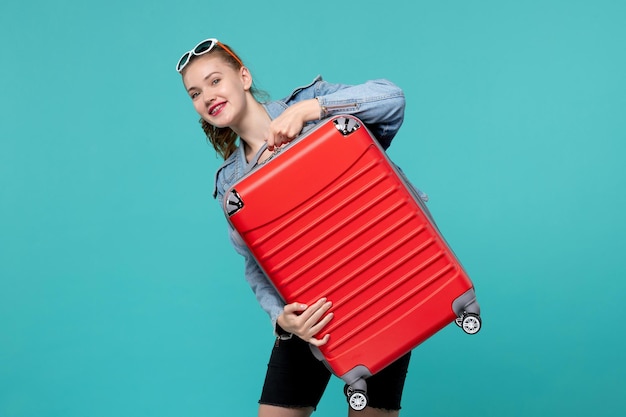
[190,91,200,99]
[212,78,221,85]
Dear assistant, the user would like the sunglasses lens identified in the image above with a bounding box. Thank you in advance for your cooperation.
[194,40,215,54]
[177,52,191,72]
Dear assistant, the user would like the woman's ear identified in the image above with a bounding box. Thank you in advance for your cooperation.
[240,66,253,91]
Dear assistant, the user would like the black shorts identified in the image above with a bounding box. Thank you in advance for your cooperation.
[259,336,411,411]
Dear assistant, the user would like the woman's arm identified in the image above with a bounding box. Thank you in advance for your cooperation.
[229,227,333,344]
[216,170,288,334]
[227,227,286,331]
[317,79,405,149]
[266,79,405,150]
[303,78,406,149]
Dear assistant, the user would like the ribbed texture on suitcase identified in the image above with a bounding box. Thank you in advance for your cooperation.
[228,118,473,377]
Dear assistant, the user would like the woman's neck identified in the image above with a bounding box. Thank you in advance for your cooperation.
[232,98,272,161]
[232,99,272,151]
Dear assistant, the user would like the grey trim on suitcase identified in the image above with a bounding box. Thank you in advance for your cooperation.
[310,344,371,389]
[452,288,481,316]
[340,366,371,391]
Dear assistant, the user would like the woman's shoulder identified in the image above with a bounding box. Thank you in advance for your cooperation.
[281,75,324,103]
[212,146,243,199]
[262,75,324,119]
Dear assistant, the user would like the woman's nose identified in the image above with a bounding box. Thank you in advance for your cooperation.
[203,93,215,104]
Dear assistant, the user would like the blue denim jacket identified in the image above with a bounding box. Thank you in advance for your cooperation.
[213,75,408,333]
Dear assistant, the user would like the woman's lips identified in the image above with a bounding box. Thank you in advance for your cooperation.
[209,102,226,116]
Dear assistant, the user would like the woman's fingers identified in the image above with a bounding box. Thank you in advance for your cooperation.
[265,99,325,151]
[283,301,308,314]
[304,299,332,326]
[307,311,334,345]
[266,129,296,151]
[309,333,331,347]
[280,298,334,343]
[301,299,333,343]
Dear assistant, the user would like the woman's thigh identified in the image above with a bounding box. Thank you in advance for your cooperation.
[259,337,332,410]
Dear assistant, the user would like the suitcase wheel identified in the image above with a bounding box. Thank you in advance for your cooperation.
[458,312,481,335]
[347,389,368,411]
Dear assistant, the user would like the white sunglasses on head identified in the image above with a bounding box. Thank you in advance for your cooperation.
[176,38,243,73]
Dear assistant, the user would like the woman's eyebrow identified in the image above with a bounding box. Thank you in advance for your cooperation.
[186,71,222,93]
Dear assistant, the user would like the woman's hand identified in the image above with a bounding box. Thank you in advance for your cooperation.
[276,298,334,346]
[265,99,321,151]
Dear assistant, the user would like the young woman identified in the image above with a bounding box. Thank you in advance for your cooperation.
[177,38,412,417]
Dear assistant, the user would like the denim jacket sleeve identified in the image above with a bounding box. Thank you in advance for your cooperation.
[213,150,287,334]
[284,76,406,150]
[227,224,286,331]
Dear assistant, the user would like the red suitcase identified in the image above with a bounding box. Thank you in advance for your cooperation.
[224,115,481,411]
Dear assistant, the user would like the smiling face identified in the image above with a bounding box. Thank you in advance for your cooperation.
[182,53,253,129]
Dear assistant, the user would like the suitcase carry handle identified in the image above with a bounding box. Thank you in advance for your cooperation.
[248,116,361,168]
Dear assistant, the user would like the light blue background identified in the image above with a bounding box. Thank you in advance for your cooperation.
[1,1,624,416]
